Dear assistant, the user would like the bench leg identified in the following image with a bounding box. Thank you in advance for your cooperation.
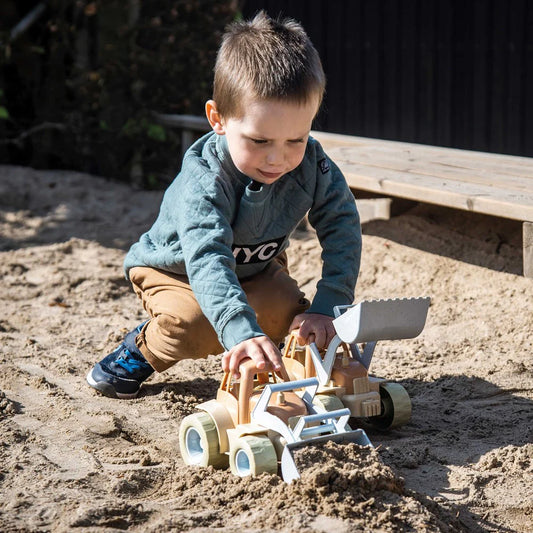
[524,222,533,278]
[181,130,194,160]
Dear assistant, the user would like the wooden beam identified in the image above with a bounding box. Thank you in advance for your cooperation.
[524,222,533,278]
[152,113,210,159]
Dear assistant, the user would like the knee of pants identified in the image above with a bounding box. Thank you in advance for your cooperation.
[256,297,310,343]
[243,263,310,343]
[139,312,223,372]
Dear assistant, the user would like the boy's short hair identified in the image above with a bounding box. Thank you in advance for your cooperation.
[213,11,326,118]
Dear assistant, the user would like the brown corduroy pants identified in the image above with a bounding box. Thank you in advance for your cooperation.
[128,254,309,372]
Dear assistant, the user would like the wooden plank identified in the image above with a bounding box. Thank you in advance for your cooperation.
[313,130,533,166]
[337,161,533,222]
[147,118,533,222]
[524,222,533,278]
[331,144,533,181]
[325,141,533,176]
[336,159,533,206]
[324,146,533,193]
[313,132,533,182]
[370,148,533,179]
[153,113,209,131]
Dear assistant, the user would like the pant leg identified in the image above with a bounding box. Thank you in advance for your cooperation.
[129,266,221,372]
[128,253,309,372]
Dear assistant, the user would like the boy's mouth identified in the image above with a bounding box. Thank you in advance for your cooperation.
[258,170,283,180]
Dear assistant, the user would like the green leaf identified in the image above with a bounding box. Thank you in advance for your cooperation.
[147,123,166,142]
[121,118,139,137]
[147,173,159,188]
[0,106,9,120]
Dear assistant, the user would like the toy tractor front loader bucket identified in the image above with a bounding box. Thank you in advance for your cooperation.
[308,297,431,384]
[251,380,373,483]
[281,421,372,483]
[333,297,431,345]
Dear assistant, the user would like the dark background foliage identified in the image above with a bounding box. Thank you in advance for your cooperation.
[2,1,532,189]
[0,0,239,187]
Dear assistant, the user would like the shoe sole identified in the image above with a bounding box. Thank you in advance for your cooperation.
[86,368,139,400]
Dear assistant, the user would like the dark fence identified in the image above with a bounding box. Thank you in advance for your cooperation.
[243,0,533,157]
[0,1,237,184]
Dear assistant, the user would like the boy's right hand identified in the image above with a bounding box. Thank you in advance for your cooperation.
[222,336,283,379]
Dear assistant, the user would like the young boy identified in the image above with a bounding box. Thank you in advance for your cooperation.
[87,11,361,399]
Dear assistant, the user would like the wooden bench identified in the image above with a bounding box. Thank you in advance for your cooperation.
[153,113,210,160]
[311,131,533,278]
[153,113,533,277]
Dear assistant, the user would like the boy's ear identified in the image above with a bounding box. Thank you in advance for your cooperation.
[205,100,225,135]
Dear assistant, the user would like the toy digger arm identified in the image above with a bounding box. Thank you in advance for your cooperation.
[308,336,343,386]
[308,297,430,384]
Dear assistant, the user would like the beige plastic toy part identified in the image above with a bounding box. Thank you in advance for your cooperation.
[178,411,228,469]
[179,359,372,482]
[333,297,431,344]
[283,297,430,430]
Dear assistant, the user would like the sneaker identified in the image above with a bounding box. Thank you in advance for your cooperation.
[87,323,154,399]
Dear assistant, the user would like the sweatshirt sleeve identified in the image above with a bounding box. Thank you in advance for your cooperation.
[175,175,265,350]
[307,144,362,316]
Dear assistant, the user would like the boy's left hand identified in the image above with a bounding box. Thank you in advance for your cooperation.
[289,313,335,350]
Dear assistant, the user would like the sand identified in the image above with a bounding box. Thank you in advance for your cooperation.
[0,164,531,532]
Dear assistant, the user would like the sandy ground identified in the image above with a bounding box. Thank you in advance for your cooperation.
[0,164,531,532]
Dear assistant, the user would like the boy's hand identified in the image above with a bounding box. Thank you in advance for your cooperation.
[222,336,283,379]
[289,313,335,350]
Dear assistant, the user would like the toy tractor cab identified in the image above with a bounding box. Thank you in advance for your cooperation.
[217,362,307,428]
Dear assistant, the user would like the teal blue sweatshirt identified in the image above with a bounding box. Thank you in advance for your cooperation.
[124,132,361,350]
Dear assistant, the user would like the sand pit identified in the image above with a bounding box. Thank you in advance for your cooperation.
[0,164,531,532]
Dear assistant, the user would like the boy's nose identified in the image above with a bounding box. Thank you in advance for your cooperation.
[266,148,283,166]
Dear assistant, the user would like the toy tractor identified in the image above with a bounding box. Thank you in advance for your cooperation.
[178,359,371,482]
[283,297,430,430]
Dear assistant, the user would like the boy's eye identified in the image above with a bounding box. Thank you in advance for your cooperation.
[247,137,306,145]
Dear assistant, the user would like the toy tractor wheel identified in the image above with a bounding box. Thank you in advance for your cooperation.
[229,435,278,477]
[366,382,411,430]
[313,394,351,431]
[179,412,228,468]
[313,393,344,412]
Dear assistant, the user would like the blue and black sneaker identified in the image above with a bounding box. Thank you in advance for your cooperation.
[86,323,154,399]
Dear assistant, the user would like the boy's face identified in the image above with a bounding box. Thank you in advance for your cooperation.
[206,96,319,185]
